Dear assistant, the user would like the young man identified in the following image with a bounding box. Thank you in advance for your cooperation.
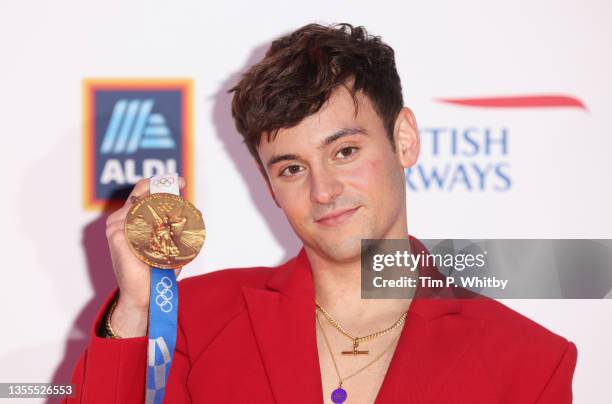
[66,23,577,403]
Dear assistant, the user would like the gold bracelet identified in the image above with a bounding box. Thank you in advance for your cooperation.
[105,295,122,339]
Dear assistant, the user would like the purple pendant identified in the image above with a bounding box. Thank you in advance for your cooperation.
[331,387,347,403]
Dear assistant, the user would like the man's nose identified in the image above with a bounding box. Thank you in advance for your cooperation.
[309,166,343,205]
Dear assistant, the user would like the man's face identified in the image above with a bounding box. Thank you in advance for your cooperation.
[257,86,418,264]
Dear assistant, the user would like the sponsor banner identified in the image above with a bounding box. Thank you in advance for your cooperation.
[82,79,194,211]
[407,93,586,193]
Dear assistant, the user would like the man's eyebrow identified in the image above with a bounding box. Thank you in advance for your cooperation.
[318,127,368,151]
[265,127,368,170]
[266,153,300,170]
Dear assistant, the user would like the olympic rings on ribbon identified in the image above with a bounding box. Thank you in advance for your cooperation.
[152,177,176,188]
[155,276,174,313]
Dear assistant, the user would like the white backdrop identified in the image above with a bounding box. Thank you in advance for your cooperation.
[1,0,611,402]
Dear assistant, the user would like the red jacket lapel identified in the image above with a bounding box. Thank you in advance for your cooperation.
[372,236,484,403]
[242,249,323,404]
[374,295,483,403]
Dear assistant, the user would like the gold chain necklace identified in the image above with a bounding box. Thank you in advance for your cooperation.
[315,302,407,355]
[316,310,401,404]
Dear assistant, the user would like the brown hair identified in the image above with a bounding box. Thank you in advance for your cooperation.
[229,22,404,169]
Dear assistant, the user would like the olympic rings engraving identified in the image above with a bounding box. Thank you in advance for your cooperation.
[155,276,174,313]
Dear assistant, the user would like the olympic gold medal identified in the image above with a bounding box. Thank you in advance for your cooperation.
[125,193,206,269]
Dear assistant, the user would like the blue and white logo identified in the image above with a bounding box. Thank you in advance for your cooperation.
[406,126,512,192]
[84,81,191,209]
[100,99,176,155]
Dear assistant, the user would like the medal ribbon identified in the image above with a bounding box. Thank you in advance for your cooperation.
[145,267,178,404]
[144,173,181,404]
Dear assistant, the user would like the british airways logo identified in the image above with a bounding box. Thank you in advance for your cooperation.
[83,80,193,211]
[100,99,176,155]
[407,126,511,192]
[407,93,587,193]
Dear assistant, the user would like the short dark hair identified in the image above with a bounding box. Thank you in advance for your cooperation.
[229,22,404,169]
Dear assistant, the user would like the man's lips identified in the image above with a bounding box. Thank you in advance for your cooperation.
[315,206,360,227]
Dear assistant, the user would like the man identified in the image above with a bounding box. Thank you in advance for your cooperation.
[66,23,577,403]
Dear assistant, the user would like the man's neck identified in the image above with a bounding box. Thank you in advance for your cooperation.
[306,231,412,334]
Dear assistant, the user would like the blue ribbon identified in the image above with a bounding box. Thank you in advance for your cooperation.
[145,267,178,404]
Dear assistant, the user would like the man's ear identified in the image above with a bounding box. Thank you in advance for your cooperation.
[258,164,280,208]
[393,107,420,168]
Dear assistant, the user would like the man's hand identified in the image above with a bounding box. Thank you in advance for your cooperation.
[104,176,186,337]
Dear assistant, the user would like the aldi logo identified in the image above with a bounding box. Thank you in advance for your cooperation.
[100,98,176,154]
[83,79,193,210]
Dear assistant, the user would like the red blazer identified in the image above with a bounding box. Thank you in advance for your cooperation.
[65,237,577,403]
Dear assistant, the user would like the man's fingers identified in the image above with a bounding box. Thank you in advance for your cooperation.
[129,178,150,198]
[125,178,151,207]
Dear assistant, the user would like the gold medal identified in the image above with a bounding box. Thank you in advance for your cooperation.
[125,193,206,269]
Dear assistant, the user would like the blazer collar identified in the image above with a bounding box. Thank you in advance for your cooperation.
[265,235,463,321]
[242,249,322,404]
[243,235,478,404]
[265,245,314,298]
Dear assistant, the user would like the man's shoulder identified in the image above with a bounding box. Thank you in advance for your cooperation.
[461,296,568,345]
[175,263,283,355]
[459,295,576,385]
[180,265,276,292]
[178,264,279,312]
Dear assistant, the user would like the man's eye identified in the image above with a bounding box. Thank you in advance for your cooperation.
[335,146,359,159]
[279,165,304,177]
